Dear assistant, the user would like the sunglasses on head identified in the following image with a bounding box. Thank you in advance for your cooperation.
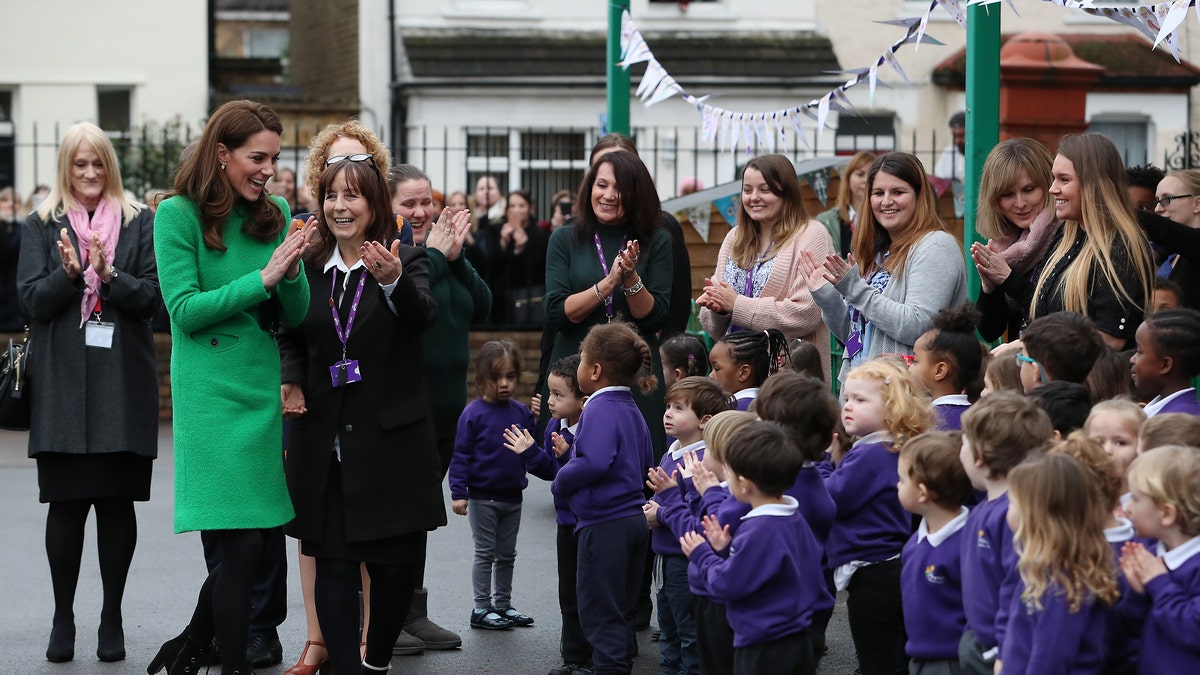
[326,153,374,166]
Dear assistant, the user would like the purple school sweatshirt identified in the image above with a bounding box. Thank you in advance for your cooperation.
[733,388,758,411]
[689,498,826,648]
[1134,539,1200,673]
[818,433,911,566]
[1146,387,1200,417]
[520,417,577,527]
[1105,519,1154,675]
[448,397,535,503]
[932,394,971,431]
[901,509,969,660]
[999,580,1109,675]
[960,492,1021,650]
[552,386,655,530]
[664,484,752,598]
[788,463,836,546]
[649,439,705,555]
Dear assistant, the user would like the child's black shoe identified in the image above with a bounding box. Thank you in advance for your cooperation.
[469,608,513,630]
[494,606,535,627]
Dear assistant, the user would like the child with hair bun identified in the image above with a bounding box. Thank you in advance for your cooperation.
[908,303,986,430]
[708,328,790,411]
[1120,445,1200,673]
[819,359,934,675]
[552,321,657,675]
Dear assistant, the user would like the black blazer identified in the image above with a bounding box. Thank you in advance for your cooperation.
[1139,209,1200,310]
[279,244,446,544]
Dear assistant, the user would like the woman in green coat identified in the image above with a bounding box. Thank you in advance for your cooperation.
[149,100,314,675]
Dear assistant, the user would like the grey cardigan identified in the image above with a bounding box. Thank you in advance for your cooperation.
[812,230,967,378]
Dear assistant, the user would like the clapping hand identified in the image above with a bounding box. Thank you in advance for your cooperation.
[262,220,317,289]
[360,239,403,285]
[88,232,112,282]
[550,432,570,458]
[425,208,472,261]
[502,425,535,455]
[1120,541,1167,594]
[616,239,641,281]
[646,466,678,494]
[529,394,542,421]
[57,229,82,280]
[700,514,732,552]
[821,253,855,285]
[970,241,1012,294]
[689,455,720,496]
[696,277,737,315]
[679,531,706,558]
[643,500,660,528]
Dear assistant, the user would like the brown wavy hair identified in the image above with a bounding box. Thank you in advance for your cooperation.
[835,151,875,224]
[580,321,658,394]
[852,152,947,277]
[174,100,286,251]
[730,154,812,268]
[574,151,661,246]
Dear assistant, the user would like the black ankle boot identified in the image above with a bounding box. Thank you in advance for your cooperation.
[146,628,187,674]
[45,619,75,663]
[168,635,214,675]
[97,619,126,662]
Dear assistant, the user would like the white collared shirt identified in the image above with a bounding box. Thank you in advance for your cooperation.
[734,388,759,404]
[668,439,705,462]
[852,430,891,448]
[931,394,970,407]
[1104,517,1136,544]
[1143,388,1197,418]
[918,507,970,546]
[1157,535,1200,570]
[583,385,631,405]
[324,247,400,315]
[742,495,800,520]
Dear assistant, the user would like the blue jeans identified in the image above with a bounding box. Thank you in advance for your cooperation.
[467,499,522,609]
[657,554,699,675]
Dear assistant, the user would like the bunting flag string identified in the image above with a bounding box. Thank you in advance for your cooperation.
[620,1,1200,154]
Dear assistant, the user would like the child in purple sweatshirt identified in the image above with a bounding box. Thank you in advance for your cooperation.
[503,354,592,675]
[1000,453,1119,675]
[707,328,789,411]
[818,360,933,675]
[643,377,732,675]
[896,431,973,670]
[1119,445,1200,674]
[958,393,1054,675]
[907,303,984,432]
[551,322,656,675]
[682,420,825,675]
[449,340,536,630]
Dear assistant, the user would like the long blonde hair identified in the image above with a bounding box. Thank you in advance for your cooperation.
[37,122,140,224]
[844,359,934,450]
[835,151,875,224]
[852,152,946,277]
[730,154,811,268]
[1030,133,1154,320]
[976,138,1054,241]
[1008,453,1119,612]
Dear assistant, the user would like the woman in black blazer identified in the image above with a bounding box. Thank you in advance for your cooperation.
[278,156,445,674]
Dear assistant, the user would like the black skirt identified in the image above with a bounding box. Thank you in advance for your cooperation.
[36,452,152,503]
[300,453,426,565]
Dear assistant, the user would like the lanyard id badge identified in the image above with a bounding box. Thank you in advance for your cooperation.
[329,268,368,387]
[85,315,115,349]
[329,358,362,387]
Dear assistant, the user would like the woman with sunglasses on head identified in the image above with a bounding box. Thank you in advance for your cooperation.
[150,100,316,674]
[277,154,443,675]
[972,133,1155,350]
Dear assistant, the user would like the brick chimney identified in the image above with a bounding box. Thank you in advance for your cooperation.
[999,32,1103,154]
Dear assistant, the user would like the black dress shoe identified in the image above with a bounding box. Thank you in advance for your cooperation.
[548,664,580,675]
[469,608,513,630]
[247,634,284,668]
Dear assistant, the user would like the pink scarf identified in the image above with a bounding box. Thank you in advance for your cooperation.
[67,198,121,327]
[990,205,1058,275]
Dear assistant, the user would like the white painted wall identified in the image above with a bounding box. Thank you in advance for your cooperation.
[360,0,393,145]
[0,0,208,196]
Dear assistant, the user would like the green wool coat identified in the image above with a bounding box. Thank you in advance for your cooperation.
[155,195,310,532]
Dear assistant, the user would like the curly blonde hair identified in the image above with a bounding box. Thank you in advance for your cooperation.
[303,120,392,196]
[1008,453,1119,612]
[844,358,934,451]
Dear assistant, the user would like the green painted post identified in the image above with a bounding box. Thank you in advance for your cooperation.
[964,3,1001,302]
[607,1,631,136]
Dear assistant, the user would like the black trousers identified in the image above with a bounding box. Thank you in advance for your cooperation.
[557,524,593,666]
[576,514,648,675]
[694,595,734,675]
[201,525,287,639]
[733,630,814,675]
[846,558,907,675]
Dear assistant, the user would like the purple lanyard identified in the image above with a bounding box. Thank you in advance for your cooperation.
[330,267,367,358]
[593,233,627,322]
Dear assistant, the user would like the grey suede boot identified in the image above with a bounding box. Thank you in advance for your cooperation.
[401,588,462,650]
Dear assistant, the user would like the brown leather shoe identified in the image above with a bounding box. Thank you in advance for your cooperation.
[282,640,327,675]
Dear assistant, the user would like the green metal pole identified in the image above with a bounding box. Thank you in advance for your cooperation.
[964,3,1001,302]
[607,1,631,136]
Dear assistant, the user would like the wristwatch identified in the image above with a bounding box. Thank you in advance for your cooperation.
[104,268,119,284]
[623,279,645,296]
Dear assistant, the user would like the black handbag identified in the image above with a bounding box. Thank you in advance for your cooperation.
[510,285,545,328]
[0,329,30,431]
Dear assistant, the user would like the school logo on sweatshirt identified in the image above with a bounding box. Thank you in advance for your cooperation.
[976,529,991,549]
[925,565,946,585]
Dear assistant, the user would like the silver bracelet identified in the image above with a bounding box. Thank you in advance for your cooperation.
[593,283,605,302]
[623,279,645,296]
